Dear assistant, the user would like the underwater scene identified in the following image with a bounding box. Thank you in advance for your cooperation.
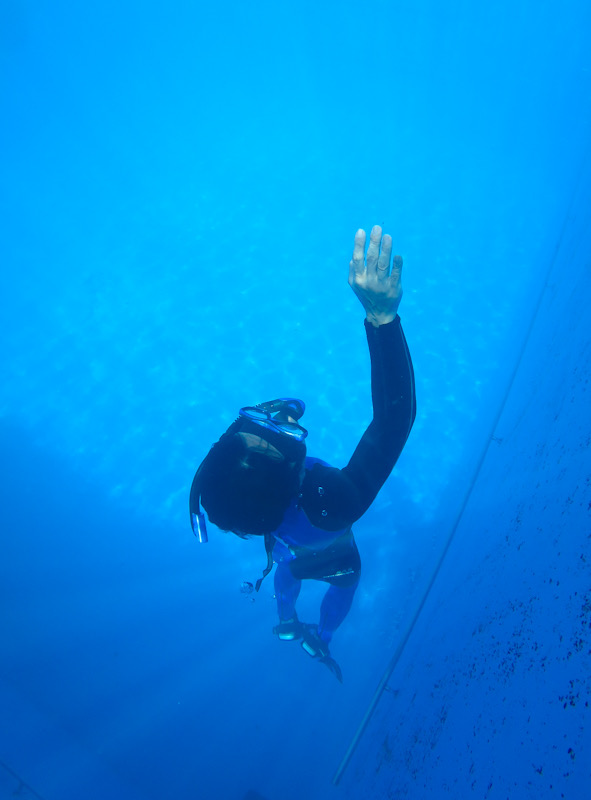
[1,1,590,798]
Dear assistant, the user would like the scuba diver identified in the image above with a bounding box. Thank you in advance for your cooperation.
[189,225,416,682]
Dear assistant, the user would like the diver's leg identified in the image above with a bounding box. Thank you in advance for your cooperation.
[318,581,359,644]
[274,559,302,622]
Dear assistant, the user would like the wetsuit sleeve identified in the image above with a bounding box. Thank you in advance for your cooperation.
[301,316,416,530]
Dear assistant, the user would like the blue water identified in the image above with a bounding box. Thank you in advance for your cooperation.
[1,2,590,799]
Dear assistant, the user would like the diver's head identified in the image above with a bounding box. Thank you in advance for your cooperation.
[190,399,307,538]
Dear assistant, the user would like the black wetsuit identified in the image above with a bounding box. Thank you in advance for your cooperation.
[273,315,416,642]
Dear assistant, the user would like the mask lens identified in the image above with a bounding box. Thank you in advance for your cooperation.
[242,408,269,422]
[239,405,308,441]
[272,419,307,439]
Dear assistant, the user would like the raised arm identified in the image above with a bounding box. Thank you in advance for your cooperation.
[342,313,416,513]
[301,226,416,530]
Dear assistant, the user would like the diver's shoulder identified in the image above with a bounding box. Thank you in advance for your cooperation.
[304,455,332,470]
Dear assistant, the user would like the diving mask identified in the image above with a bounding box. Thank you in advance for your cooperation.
[189,397,307,545]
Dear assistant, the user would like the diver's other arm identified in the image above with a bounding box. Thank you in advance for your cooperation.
[349,225,403,328]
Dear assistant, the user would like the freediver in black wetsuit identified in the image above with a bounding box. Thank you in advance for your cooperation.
[190,226,416,682]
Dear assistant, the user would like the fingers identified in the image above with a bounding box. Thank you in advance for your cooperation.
[349,225,400,282]
[365,225,382,273]
[377,234,392,276]
[349,228,366,281]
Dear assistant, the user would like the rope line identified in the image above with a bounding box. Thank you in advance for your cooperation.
[332,151,589,787]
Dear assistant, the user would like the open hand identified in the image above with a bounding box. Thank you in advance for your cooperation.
[349,225,403,327]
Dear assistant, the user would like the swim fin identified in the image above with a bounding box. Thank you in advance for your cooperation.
[300,623,343,683]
